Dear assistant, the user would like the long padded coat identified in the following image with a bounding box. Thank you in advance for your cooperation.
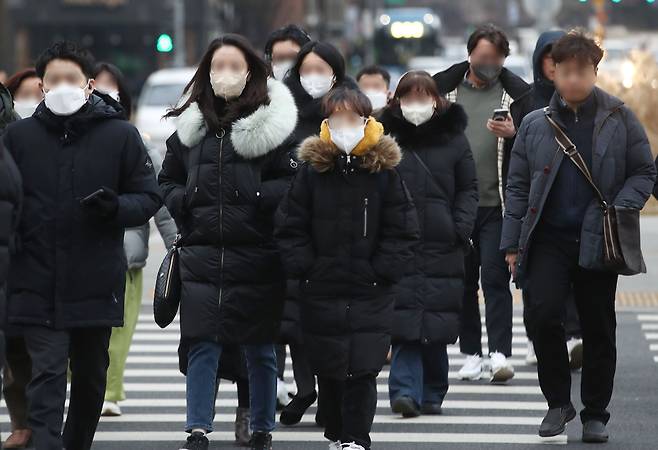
[275,132,420,379]
[158,79,299,344]
[380,103,478,345]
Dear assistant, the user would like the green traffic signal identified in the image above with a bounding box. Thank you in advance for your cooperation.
[156,34,174,53]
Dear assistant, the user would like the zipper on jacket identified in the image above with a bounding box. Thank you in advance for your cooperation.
[217,129,225,306]
[363,197,369,237]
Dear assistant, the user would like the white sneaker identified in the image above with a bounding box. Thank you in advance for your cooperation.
[341,443,365,450]
[458,354,483,380]
[525,341,537,366]
[101,401,121,417]
[328,441,342,450]
[277,378,292,407]
[566,337,584,371]
[490,352,515,383]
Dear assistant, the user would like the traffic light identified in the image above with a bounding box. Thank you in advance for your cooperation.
[156,34,174,53]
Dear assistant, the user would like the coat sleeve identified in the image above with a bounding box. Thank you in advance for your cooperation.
[274,164,315,279]
[158,133,189,227]
[146,145,178,248]
[259,138,297,213]
[113,126,163,228]
[452,136,479,243]
[371,169,420,283]
[613,108,656,209]
[0,142,22,260]
[500,117,531,251]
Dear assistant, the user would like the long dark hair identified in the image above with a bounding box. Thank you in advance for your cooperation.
[165,34,269,133]
[92,62,132,119]
[288,41,346,86]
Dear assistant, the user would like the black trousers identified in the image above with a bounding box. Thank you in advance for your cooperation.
[523,290,582,342]
[24,326,111,450]
[318,375,377,449]
[3,334,32,430]
[524,231,617,424]
[461,206,513,356]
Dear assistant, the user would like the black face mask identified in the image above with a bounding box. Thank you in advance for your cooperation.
[471,63,503,84]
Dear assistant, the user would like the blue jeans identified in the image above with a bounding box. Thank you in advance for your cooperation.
[388,342,449,408]
[186,341,277,433]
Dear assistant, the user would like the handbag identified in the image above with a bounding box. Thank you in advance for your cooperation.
[544,108,646,275]
[153,234,183,328]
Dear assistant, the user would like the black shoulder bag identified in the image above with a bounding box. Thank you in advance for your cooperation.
[153,234,183,328]
[544,108,646,275]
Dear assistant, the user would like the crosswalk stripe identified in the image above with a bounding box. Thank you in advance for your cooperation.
[644,333,658,340]
[637,314,658,321]
[641,323,658,330]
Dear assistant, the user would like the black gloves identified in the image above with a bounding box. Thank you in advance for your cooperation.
[80,186,119,220]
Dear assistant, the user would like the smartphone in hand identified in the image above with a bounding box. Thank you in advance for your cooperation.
[80,188,106,206]
[492,108,509,122]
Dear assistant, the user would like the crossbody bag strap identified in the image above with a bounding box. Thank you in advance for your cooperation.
[543,107,608,209]
[409,150,449,200]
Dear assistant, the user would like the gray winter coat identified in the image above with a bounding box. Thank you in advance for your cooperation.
[501,87,655,278]
[124,146,177,269]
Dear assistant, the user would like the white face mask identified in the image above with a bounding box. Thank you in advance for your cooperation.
[300,74,334,99]
[95,85,120,102]
[14,98,41,119]
[44,82,89,116]
[210,70,249,100]
[364,90,388,111]
[272,61,294,81]
[329,124,365,155]
[401,102,435,126]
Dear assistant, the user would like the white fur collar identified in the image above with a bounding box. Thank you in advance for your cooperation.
[174,78,298,159]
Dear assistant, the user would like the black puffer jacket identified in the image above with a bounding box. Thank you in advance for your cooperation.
[159,79,298,344]
[3,95,162,328]
[275,130,420,379]
[0,142,22,325]
[380,103,478,345]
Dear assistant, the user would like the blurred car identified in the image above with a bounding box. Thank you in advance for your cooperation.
[134,67,196,155]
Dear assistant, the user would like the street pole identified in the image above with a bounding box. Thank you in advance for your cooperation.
[173,0,186,67]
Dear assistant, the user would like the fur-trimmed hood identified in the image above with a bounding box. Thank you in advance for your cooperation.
[174,78,298,159]
[379,102,468,145]
[298,134,401,173]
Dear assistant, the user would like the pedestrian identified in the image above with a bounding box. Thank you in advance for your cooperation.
[158,34,298,450]
[509,30,584,369]
[501,30,656,442]
[2,40,162,450]
[89,62,179,418]
[5,68,43,119]
[275,86,420,450]
[379,70,478,418]
[356,65,391,115]
[433,24,530,383]
[0,82,20,128]
[1,70,40,449]
[264,24,311,81]
[277,40,355,427]
[0,83,22,448]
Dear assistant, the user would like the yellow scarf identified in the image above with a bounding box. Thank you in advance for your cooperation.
[320,116,384,157]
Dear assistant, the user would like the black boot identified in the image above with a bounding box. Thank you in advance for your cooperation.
[280,391,318,426]
[235,407,251,446]
[250,432,272,450]
[539,403,576,437]
[582,420,609,443]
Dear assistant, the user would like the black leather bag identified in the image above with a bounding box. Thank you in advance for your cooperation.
[153,234,182,328]
[544,109,646,275]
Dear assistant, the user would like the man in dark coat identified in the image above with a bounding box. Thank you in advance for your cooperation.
[510,30,584,369]
[433,24,530,383]
[3,41,162,450]
[501,32,655,442]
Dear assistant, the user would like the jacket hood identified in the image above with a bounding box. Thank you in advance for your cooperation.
[379,102,468,143]
[174,78,298,159]
[433,60,530,100]
[0,83,20,130]
[319,117,384,157]
[532,30,566,101]
[33,94,124,139]
[298,133,401,174]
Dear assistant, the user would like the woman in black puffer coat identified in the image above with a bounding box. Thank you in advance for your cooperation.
[158,35,298,450]
[379,71,478,418]
[275,87,419,450]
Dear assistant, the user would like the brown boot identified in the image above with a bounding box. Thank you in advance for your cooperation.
[234,407,251,447]
[3,429,32,449]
